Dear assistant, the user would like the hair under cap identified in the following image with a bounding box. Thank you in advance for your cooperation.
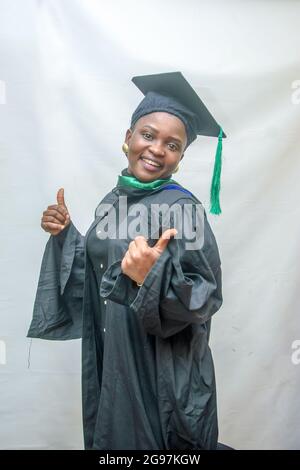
[130,91,199,148]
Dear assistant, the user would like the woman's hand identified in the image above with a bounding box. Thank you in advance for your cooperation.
[41,188,71,236]
[121,228,177,286]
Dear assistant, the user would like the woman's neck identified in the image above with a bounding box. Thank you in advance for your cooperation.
[124,167,172,182]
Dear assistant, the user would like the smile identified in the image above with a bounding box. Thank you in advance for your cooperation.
[140,157,162,168]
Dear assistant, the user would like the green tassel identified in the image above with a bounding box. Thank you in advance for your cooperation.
[210,127,223,215]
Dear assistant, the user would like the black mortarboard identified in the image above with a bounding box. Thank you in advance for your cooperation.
[130,71,226,214]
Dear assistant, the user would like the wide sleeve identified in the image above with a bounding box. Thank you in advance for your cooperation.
[27,221,85,340]
[100,203,222,338]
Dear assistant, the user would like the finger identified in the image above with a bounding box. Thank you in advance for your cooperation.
[47,210,67,223]
[121,251,132,271]
[121,255,128,273]
[154,228,177,253]
[133,236,149,250]
[42,221,65,231]
[42,215,67,226]
[128,241,139,258]
[57,188,66,207]
[47,204,69,218]
[43,210,66,224]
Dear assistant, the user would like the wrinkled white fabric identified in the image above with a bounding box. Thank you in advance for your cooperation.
[0,0,300,450]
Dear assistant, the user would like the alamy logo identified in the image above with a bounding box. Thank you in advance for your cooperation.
[0,340,6,365]
[291,340,300,365]
[291,80,300,105]
[0,80,6,104]
[95,196,205,250]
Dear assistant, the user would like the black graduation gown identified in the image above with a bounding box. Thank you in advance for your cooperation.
[27,181,222,450]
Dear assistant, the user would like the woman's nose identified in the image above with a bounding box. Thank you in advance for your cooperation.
[149,142,165,157]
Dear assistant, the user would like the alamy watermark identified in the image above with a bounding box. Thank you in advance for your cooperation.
[291,80,300,105]
[291,340,300,365]
[0,80,6,104]
[95,196,205,250]
[0,339,6,365]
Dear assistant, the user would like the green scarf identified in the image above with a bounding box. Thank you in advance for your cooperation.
[117,172,176,190]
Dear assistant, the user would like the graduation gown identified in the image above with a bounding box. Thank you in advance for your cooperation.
[27,178,222,450]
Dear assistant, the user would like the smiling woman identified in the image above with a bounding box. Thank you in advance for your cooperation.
[124,112,187,181]
[27,71,228,450]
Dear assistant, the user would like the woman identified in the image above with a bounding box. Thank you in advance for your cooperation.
[27,72,225,450]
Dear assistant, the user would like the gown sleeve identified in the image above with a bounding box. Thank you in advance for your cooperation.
[100,200,222,338]
[27,221,85,340]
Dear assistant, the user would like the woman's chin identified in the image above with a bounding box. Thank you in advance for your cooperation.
[129,167,162,182]
[129,161,171,182]
[135,173,157,182]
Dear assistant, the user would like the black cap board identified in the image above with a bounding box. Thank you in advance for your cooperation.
[131,71,226,139]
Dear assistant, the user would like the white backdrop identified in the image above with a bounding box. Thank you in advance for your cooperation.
[0,0,300,450]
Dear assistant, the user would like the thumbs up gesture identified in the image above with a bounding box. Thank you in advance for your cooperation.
[121,228,177,286]
[41,188,71,236]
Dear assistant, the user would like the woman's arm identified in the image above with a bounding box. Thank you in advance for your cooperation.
[27,188,85,340]
[100,200,222,338]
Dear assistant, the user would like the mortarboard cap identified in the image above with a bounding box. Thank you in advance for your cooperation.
[130,71,226,215]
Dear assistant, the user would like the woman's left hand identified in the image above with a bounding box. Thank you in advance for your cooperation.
[121,228,177,286]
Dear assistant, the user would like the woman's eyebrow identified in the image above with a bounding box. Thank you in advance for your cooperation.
[142,125,183,144]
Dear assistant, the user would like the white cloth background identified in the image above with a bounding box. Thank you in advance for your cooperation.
[0,0,299,450]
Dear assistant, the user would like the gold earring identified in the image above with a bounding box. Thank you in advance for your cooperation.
[122,143,129,155]
[173,164,179,174]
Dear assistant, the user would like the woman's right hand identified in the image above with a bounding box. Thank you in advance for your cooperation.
[41,188,71,236]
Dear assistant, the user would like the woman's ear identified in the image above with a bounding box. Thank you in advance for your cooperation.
[125,128,133,145]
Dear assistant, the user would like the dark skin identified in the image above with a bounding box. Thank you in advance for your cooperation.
[41,112,188,285]
[124,111,187,182]
[121,112,187,284]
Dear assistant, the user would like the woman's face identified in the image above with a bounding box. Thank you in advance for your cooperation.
[124,112,187,182]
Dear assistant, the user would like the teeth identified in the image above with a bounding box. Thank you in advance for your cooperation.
[142,158,161,168]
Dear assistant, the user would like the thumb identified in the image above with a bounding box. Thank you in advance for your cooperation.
[154,228,177,254]
[57,188,66,207]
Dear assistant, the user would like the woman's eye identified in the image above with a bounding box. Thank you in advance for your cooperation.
[143,133,152,140]
[168,143,177,151]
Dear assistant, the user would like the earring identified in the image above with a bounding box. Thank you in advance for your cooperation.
[122,143,129,155]
[173,164,179,174]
